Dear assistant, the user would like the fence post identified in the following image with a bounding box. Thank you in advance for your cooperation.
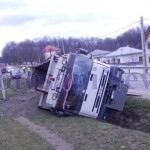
[0,68,6,99]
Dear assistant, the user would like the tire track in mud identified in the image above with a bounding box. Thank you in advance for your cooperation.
[14,116,74,150]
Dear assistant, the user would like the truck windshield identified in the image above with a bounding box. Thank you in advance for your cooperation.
[72,57,92,89]
[65,56,93,111]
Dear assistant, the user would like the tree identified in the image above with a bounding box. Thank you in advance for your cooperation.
[2,41,18,64]
[1,26,144,64]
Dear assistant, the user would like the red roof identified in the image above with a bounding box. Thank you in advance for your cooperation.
[42,45,60,52]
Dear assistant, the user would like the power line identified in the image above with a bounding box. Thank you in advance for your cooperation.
[99,20,138,38]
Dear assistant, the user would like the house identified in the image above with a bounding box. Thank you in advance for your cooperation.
[145,26,150,66]
[90,49,111,62]
[42,45,61,60]
[104,46,143,65]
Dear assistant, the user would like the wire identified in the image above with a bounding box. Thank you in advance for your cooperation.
[99,21,139,38]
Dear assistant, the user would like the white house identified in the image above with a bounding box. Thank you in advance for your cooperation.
[90,49,111,62]
[104,46,143,65]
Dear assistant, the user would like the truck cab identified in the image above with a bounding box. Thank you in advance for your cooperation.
[34,51,128,119]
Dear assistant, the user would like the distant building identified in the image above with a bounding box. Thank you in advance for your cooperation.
[90,49,111,62]
[104,46,143,65]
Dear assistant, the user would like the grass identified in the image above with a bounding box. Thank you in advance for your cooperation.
[120,96,150,133]
[27,104,150,150]
[124,96,150,117]
[0,116,54,150]
[0,77,32,99]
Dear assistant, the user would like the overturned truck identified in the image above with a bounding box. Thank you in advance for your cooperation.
[33,50,128,119]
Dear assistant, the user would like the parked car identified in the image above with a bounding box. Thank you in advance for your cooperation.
[10,69,22,79]
[6,66,13,73]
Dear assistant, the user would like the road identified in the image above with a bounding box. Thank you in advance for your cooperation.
[123,73,150,99]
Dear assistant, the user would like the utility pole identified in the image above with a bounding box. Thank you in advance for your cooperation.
[62,40,65,54]
[140,16,146,65]
[140,16,147,73]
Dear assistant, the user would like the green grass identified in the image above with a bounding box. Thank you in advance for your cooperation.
[27,108,150,150]
[124,96,150,117]
[0,116,54,150]
[120,96,150,133]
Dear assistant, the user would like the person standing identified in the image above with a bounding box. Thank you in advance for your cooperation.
[22,66,26,74]
[27,66,31,76]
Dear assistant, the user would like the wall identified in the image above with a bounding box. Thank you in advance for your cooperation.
[104,53,142,64]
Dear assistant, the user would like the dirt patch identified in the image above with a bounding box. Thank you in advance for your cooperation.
[0,91,40,117]
[15,116,74,150]
[106,111,150,131]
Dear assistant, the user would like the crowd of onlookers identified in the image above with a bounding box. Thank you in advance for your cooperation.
[22,66,32,76]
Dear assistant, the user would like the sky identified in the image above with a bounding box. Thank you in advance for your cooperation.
[0,0,150,56]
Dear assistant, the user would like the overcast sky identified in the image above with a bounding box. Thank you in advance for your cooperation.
[0,0,150,55]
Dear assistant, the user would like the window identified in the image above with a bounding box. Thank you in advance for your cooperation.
[108,60,110,64]
[117,59,120,64]
[112,58,115,63]
[148,43,150,49]
[139,56,143,62]
[149,57,150,63]
[65,56,93,110]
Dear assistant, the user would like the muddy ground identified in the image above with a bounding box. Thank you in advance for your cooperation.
[0,90,40,117]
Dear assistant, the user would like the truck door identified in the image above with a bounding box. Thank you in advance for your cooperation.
[79,63,109,118]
